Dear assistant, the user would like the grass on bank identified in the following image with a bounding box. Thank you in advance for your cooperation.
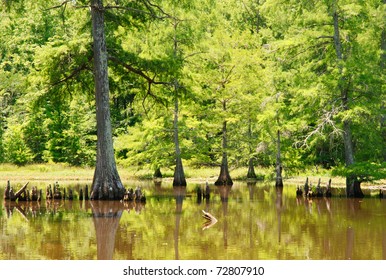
[0,163,384,188]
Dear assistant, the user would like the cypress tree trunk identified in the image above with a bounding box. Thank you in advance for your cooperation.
[171,18,186,187]
[275,129,283,187]
[381,1,386,162]
[215,119,233,186]
[90,0,125,200]
[247,158,257,180]
[172,95,186,187]
[153,167,162,179]
[332,8,363,197]
[246,120,257,180]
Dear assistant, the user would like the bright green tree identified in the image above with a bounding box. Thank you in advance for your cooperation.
[260,0,385,194]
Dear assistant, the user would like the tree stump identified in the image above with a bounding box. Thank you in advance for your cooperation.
[10,182,29,201]
[4,180,11,200]
[316,178,323,197]
[304,177,309,196]
[68,188,73,200]
[85,185,89,200]
[247,158,257,180]
[325,178,332,197]
[31,186,38,201]
[153,167,162,179]
[46,185,52,200]
[79,189,84,200]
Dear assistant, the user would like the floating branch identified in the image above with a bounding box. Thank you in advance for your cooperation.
[201,210,218,230]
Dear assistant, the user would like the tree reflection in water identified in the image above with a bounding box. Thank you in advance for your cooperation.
[91,200,123,260]
[2,182,386,260]
[276,186,283,245]
[218,185,231,249]
[174,186,186,260]
[91,200,145,260]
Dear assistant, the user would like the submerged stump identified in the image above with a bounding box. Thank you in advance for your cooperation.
[4,180,11,200]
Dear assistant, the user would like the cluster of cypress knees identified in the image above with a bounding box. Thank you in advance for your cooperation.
[3,181,85,202]
[296,177,384,198]
[296,178,333,198]
[195,182,211,203]
[122,186,146,203]
[3,180,147,202]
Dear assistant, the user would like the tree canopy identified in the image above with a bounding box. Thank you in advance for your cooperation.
[0,0,384,194]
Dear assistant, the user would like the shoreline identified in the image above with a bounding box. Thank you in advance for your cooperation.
[0,163,385,190]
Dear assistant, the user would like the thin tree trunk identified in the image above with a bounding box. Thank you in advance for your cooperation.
[90,0,125,200]
[332,8,363,197]
[246,119,257,180]
[275,91,283,188]
[275,129,283,187]
[173,95,186,187]
[153,167,162,179]
[215,118,233,186]
[171,19,186,187]
[247,158,257,179]
[380,1,386,161]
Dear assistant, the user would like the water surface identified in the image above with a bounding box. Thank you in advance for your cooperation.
[1,181,385,260]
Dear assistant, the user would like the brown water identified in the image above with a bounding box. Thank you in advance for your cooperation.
[1,181,385,260]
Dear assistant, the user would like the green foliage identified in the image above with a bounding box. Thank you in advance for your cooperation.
[3,124,33,166]
[115,114,175,171]
[332,162,386,183]
[0,0,384,183]
[23,109,48,163]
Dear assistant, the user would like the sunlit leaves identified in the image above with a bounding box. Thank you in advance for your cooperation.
[0,0,384,179]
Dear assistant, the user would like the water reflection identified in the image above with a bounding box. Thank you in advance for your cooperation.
[174,186,186,260]
[1,182,386,260]
[276,186,283,244]
[384,233,386,260]
[218,185,231,249]
[91,200,147,260]
[4,199,75,220]
[91,200,123,260]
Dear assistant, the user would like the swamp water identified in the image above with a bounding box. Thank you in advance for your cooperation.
[0,181,385,260]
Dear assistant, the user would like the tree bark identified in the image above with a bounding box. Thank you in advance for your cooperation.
[381,1,386,161]
[90,0,125,200]
[172,95,186,187]
[247,158,257,179]
[4,180,11,200]
[275,129,283,187]
[215,119,233,186]
[153,167,162,179]
[332,8,363,197]
[171,18,186,187]
[246,120,257,180]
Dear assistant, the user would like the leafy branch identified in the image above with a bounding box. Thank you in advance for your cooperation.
[108,55,170,108]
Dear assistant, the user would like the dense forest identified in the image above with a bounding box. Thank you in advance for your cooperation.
[0,0,385,197]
